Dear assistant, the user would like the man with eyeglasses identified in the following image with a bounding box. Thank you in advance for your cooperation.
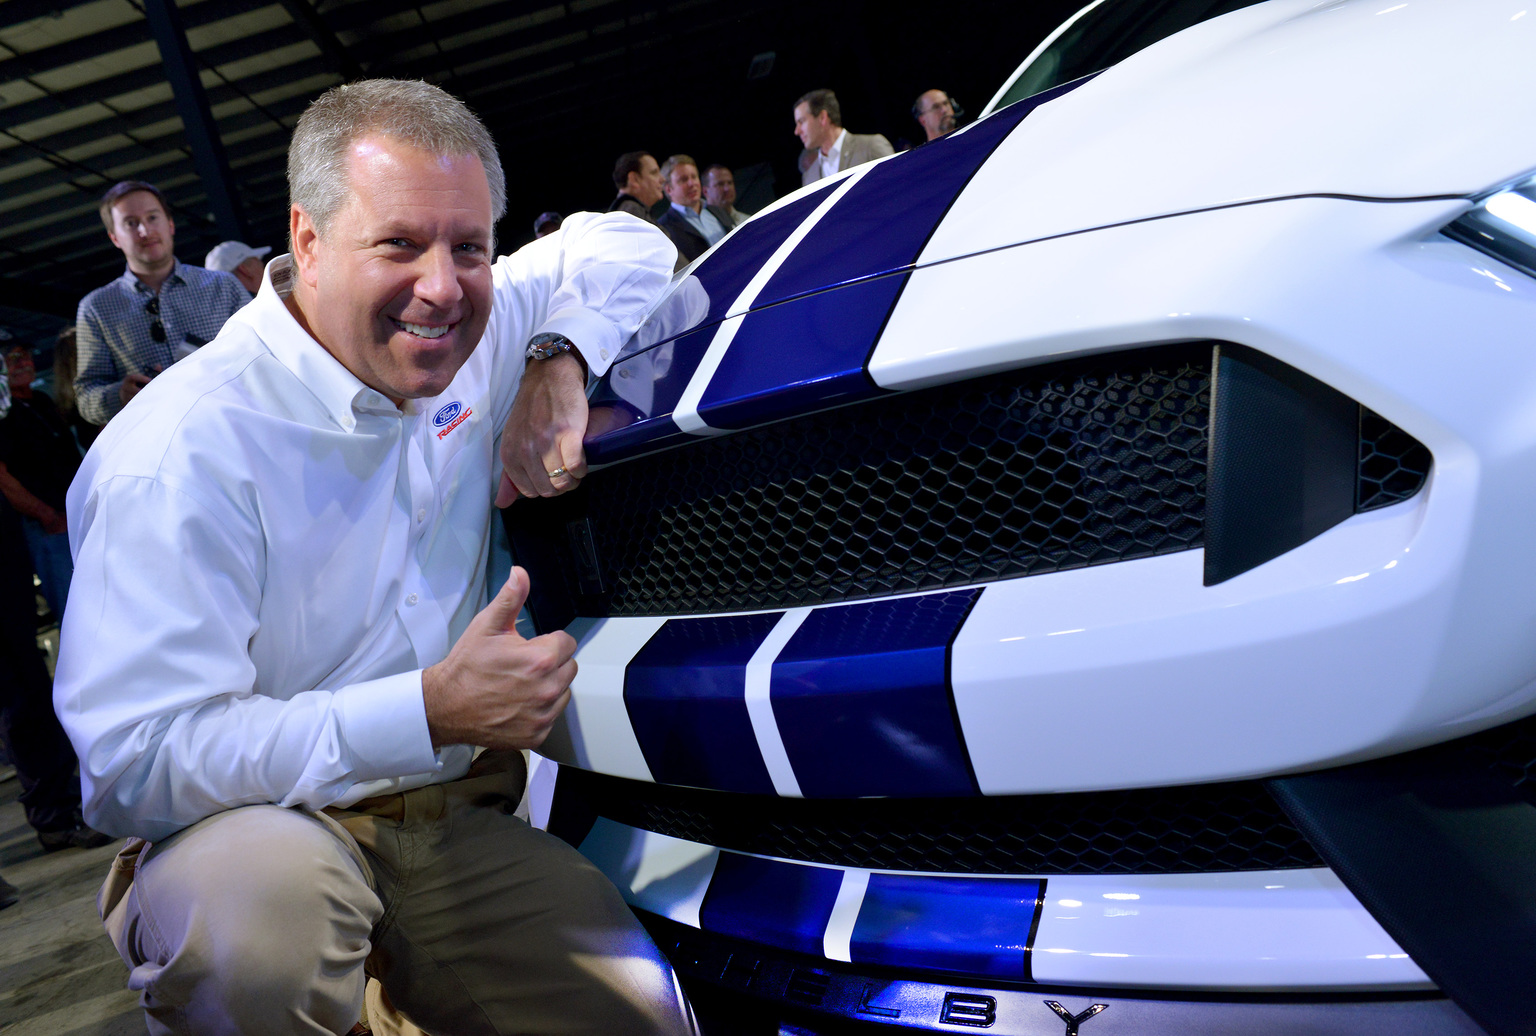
[74,181,251,426]
[913,89,960,142]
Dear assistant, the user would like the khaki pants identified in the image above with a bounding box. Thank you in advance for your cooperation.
[98,751,695,1036]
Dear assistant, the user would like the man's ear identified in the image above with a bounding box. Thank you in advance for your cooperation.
[289,205,321,288]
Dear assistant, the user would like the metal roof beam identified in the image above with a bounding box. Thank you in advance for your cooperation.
[0,91,313,176]
[271,0,364,79]
[372,0,752,89]
[0,154,289,278]
[349,0,583,69]
[432,5,741,113]
[365,0,653,81]
[98,0,244,239]
[0,0,274,85]
[0,0,116,32]
[0,54,329,140]
[0,151,290,246]
[1,116,291,201]
[322,0,459,35]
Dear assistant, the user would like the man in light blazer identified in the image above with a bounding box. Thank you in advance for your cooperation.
[794,88,894,186]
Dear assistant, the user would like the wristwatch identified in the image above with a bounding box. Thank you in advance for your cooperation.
[525,332,576,362]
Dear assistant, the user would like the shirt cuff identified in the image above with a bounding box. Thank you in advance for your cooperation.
[331,670,440,781]
[536,306,624,378]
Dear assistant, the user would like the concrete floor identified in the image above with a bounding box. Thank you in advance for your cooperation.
[0,607,145,1036]
[0,771,143,1036]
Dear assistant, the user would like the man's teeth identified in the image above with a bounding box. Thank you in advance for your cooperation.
[399,321,450,339]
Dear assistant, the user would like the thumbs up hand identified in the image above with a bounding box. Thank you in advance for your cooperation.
[422,567,578,749]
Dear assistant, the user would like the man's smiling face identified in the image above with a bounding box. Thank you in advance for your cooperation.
[292,134,494,406]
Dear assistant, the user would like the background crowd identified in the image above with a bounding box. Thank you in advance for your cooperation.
[549,86,957,266]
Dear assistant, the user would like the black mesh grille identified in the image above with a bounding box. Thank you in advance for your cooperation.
[553,769,1324,874]
[511,343,1432,622]
[1358,409,1433,512]
[586,344,1212,616]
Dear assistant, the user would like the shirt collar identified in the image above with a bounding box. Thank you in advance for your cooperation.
[234,254,399,431]
[825,128,848,159]
[119,259,188,294]
[670,201,702,220]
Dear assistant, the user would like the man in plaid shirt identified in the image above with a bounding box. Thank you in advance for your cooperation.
[74,181,251,426]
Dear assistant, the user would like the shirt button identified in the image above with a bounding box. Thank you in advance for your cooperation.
[416,509,426,522]
[600,348,610,360]
[406,593,419,606]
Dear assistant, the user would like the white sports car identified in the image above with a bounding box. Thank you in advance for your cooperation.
[507,1,1536,1032]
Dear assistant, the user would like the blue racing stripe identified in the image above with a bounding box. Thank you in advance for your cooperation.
[624,612,782,794]
[699,852,843,956]
[851,873,1044,980]
[760,78,1094,305]
[771,590,980,797]
[586,322,717,465]
[694,273,907,430]
[690,182,841,328]
[582,185,845,463]
[692,79,1094,432]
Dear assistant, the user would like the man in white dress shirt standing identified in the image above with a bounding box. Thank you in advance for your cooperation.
[56,79,689,1036]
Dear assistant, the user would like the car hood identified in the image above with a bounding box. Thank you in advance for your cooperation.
[584,0,1534,462]
[923,0,1536,263]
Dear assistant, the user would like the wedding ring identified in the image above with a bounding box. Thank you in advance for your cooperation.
[547,466,569,479]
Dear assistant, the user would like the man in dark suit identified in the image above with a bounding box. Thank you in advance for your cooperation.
[794,89,894,186]
[656,154,734,265]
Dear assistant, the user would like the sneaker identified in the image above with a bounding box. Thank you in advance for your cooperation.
[0,875,17,909]
[38,822,114,852]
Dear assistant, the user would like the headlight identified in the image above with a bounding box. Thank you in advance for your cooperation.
[1443,173,1536,279]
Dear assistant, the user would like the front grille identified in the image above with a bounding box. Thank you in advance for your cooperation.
[586,344,1212,616]
[509,342,1432,621]
[552,769,1325,874]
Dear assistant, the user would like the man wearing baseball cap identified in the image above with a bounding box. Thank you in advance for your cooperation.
[204,240,272,294]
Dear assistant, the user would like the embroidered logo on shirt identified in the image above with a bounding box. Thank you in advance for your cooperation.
[434,401,473,440]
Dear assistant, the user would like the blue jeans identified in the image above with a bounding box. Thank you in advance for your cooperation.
[21,518,72,620]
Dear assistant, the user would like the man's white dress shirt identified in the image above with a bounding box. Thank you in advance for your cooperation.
[819,129,848,181]
[56,212,674,841]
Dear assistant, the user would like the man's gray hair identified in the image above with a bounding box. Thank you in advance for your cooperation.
[288,79,507,240]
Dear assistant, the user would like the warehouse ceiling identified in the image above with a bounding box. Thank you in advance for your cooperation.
[0,0,1082,342]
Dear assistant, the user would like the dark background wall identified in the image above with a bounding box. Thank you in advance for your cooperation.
[474,0,1084,246]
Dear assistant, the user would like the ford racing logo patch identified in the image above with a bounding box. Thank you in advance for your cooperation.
[433,400,473,440]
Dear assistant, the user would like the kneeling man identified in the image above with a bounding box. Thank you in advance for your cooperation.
[56,79,688,1036]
